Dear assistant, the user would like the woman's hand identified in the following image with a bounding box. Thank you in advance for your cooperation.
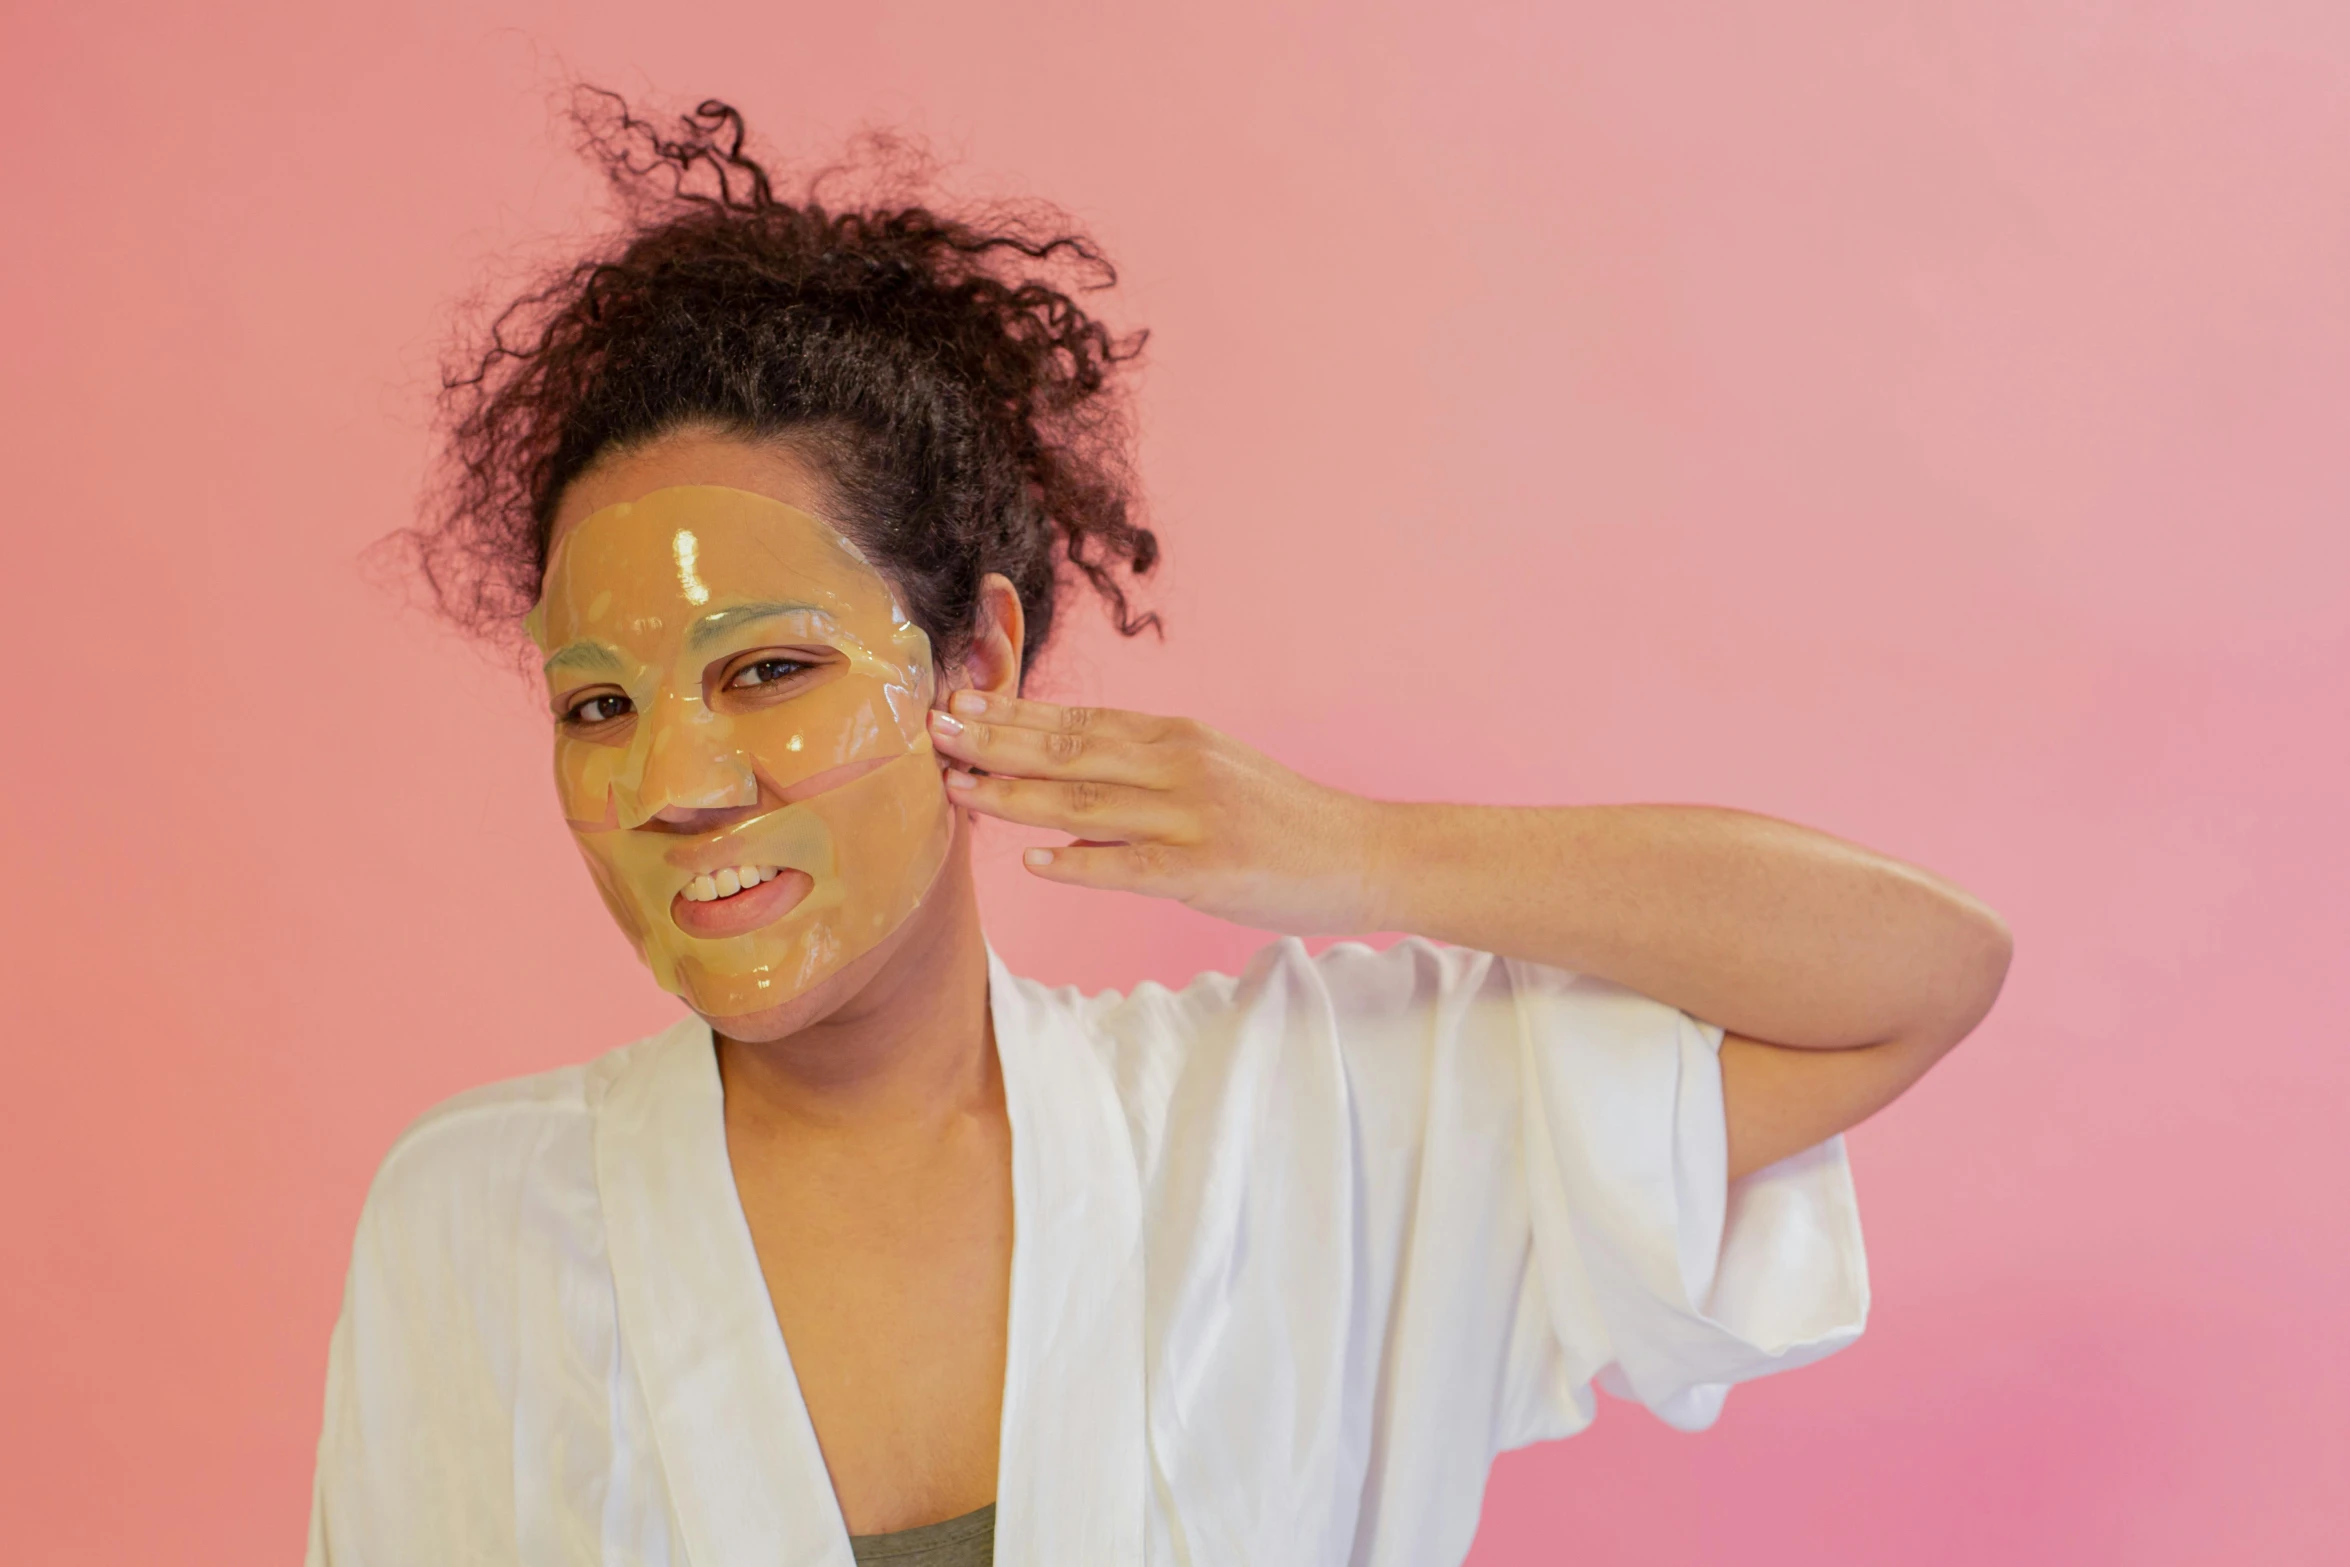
[927,691,1387,936]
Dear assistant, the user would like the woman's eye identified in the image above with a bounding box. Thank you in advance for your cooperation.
[728,657,813,690]
[566,694,634,725]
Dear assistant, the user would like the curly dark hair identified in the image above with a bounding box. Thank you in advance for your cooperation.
[402,91,1159,674]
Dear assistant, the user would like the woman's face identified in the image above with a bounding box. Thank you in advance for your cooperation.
[533,436,955,1021]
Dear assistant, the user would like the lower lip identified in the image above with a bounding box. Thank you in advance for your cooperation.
[669,869,815,939]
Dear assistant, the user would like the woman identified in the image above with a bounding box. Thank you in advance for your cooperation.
[309,98,2010,1567]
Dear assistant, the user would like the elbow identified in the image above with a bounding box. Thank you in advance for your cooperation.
[1971,898,2014,1010]
[1938,896,2013,1052]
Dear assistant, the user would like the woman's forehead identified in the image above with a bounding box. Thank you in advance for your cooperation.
[549,487,879,599]
[534,486,916,665]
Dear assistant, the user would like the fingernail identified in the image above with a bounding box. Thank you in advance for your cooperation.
[950,690,987,717]
[930,710,964,737]
[1024,848,1054,866]
[945,770,977,791]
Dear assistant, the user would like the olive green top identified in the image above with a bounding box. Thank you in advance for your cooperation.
[848,1503,995,1566]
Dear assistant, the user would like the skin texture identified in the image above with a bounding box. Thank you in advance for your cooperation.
[546,428,2013,1535]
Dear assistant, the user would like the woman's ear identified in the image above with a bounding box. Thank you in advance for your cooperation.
[953,573,1025,702]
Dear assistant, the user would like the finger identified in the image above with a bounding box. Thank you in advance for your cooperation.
[1021,840,1194,895]
[928,707,1174,786]
[945,771,1192,839]
[943,689,1184,746]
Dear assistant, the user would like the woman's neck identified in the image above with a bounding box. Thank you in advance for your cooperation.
[713,840,999,1139]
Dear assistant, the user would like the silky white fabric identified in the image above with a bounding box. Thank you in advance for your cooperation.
[308,938,1868,1567]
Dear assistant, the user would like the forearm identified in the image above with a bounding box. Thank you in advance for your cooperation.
[1361,802,2010,1053]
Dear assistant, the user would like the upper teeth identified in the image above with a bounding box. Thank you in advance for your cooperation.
[683,865,783,903]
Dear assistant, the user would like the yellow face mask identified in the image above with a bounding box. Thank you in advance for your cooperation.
[530,485,953,1019]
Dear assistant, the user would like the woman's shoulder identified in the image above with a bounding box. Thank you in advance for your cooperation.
[343,1072,593,1299]
[998,937,1525,1160]
[357,1020,699,1242]
[1004,934,1508,1043]
[1005,936,1680,1169]
[370,1062,592,1199]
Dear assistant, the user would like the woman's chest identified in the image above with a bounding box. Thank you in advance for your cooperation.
[517,1004,1413,1562]
[731,1130,1016,1536]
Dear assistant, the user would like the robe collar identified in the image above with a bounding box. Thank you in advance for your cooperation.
[588,947,1146,1565]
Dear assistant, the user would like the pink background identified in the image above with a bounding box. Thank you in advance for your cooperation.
[4,2,2343,1561]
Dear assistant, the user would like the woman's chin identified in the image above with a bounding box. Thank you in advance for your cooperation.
[697,983,839,1045]
[692,914,918,1044]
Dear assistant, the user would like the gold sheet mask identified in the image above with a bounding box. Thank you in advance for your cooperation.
[530,485,952,1018]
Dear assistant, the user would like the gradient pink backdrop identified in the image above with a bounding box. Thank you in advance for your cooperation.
[3,2,2344,1562]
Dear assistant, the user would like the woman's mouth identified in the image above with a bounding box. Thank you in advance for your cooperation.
[669,863,814,939]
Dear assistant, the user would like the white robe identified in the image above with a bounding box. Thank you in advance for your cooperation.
[308,938,1868,1566]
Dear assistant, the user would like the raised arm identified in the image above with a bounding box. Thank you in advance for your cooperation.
[930,694,2010,1182]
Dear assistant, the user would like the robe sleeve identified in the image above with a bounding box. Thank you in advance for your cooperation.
[306,1073,602,1566]
[1304,938,1869,1452]
[1495,951,1870,1441]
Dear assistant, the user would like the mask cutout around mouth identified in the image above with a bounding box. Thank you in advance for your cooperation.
[532,485,953,1018]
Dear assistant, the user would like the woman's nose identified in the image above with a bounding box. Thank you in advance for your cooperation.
[616,690,759,828]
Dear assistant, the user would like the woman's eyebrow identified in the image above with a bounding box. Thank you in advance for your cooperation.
[686,601,824,649]
[542,641,624,678]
